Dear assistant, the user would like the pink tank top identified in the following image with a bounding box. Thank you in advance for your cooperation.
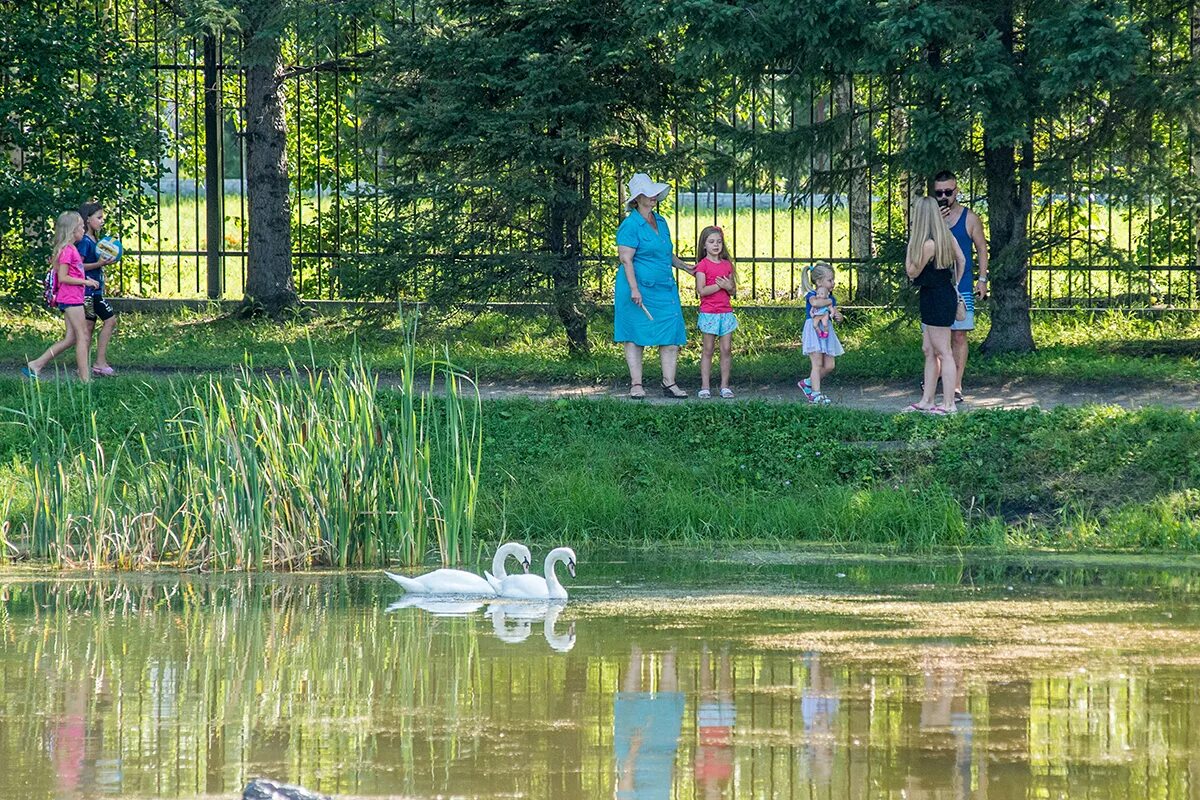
[697,258,733,313]
[54,246,85,305]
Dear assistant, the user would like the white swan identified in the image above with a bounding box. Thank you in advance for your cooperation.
[493,547,576,601]
[384,542,531,597]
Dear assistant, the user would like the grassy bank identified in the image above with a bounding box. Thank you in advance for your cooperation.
[2,373,1198,564]
[0,353,481,570]
[2,307,1198,386]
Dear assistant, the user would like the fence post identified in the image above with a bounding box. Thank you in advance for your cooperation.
[203,34,224,300]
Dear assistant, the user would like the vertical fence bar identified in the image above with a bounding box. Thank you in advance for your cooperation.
[203,34,224,299]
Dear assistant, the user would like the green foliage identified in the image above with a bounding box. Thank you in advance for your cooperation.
[0,0,162,301]
[2,363,1199,559]
[364,0,688,350]
[0,340,482,569]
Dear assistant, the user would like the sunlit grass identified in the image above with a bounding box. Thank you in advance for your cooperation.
[111,195,1196,306]
[2,331,481,570]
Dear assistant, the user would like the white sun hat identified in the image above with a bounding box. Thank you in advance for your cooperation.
[626,173,671,207]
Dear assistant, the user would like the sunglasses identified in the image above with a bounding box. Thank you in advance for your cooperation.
[934,189,956,197]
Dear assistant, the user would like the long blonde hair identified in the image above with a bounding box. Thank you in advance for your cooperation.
[906,196,955,269]
[801,262,834,293]
[49,211,82,267]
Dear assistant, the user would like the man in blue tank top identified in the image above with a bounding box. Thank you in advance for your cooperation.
[933,170,989,403]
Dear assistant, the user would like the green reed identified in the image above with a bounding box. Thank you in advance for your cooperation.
[6,323,482,569]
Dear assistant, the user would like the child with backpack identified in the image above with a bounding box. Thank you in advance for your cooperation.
[23,211,99,382]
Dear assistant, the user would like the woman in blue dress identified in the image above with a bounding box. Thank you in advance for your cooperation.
[615,173,695,399]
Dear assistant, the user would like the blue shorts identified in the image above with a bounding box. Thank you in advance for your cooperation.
[697,312,738,337]
[57,303,83,311]
[950,290,975,331]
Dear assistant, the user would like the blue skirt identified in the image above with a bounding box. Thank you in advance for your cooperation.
[613,268,687,347]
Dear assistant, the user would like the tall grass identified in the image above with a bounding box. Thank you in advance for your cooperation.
[4,325,482,569]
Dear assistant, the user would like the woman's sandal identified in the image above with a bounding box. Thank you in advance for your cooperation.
[629,383,645,400]
[661,382,687,399]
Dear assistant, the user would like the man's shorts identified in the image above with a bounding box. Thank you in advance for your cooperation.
[949,290,975,331]
[84,294,116,322]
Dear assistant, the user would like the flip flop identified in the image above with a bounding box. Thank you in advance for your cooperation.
[20,366,39,381]
[720,388,734,399]
[629,383,645,400]
[697,388,712,399]
[92,365,116,377]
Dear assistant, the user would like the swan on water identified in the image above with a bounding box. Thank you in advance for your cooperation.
[383,541,531,597]
[492,547,576,601]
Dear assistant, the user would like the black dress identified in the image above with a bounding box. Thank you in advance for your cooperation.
[912,258,957,327]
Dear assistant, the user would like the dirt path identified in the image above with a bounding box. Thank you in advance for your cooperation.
[9,363,1199,411]
[468,377,1200,411]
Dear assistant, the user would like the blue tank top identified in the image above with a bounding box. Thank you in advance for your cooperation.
[949,210,974,294]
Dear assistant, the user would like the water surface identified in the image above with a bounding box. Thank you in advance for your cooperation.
[3,551,1200,799]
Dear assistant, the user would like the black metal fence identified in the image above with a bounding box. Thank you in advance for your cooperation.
[105,0,1200,310]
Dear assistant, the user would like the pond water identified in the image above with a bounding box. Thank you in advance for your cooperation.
[3,552,1200,800]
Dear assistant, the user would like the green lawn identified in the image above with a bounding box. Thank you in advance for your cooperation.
[1,375,1198,560]
[2,306,1197,386]
[110,196,1192,307]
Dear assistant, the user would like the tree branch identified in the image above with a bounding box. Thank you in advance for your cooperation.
[278,49,380,80]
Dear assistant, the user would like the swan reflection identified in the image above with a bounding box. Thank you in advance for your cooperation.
[385,596,487,616]
[487,601,576,652]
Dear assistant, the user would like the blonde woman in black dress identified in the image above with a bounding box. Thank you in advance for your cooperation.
[905,196,965,414]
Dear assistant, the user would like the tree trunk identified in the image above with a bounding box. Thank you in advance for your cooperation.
[548,200,589,357]
[242,28,296,316]
[835,76,877,302]
[1191,0,1200,301]
[554,236,589,357]
[980,0,1035,354]
[980,133,1035,354]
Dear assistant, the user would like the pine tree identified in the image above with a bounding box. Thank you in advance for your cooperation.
[367,0,680,355]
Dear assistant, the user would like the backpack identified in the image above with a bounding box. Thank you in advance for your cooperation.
[42,265,58,308]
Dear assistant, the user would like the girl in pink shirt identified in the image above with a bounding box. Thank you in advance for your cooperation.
[694,225,738,398]
[23,211,99,382]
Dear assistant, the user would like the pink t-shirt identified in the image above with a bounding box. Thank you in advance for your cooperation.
[696,258,733,313]
[54,245,85,305]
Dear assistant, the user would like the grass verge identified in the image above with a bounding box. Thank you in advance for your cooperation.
[2,373,1197,564]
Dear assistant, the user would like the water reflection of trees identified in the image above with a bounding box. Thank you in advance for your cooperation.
[0,578,1197,799]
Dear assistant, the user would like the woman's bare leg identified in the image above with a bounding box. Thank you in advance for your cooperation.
[660,345,680,388]
[624,342,645,397]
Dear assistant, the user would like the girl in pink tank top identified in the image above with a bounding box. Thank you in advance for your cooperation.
[694,226,739,398]
[23,211,99,382]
